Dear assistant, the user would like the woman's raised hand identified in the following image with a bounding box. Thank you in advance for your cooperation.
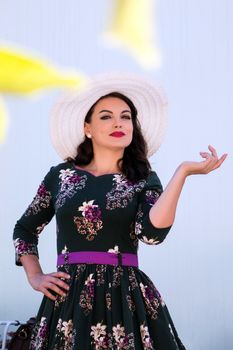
[28,271,71,301]
[181,145,228,176]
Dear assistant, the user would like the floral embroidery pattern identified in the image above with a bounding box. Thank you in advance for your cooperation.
[128,268,139,290]
[112,323,135,349]
[96,264,107,286]
[126,293,136,313]
[145,189,160,206]
[54,293,67,309]
[75,264,87,280]
[13,238,38,259]
[140,282,160,320]
[90,322,112,349]
[135,208,160,245]
[55,168,87,209]
[139,273,166,307]
[79,273,95,315]
[107,245,120,254]
[54,319,76,350]
[90,321,135,349]
[106,292,112,310]
[112,265,124,287]
[129,222,139,247]
[29,317,49,350]
[73,200,103,241]
[106,174,146,210]
[140,323,154,350]
[25,182,52,216]
[35,222,48,235]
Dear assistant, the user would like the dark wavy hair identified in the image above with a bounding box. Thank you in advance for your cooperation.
[66,92,152,182]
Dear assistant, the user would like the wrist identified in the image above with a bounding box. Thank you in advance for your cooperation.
[27,270,43,280]
[177,163,190,178]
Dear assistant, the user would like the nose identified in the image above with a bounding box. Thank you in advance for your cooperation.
[113,118,123,128]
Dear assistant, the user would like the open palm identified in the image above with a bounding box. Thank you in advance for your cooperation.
[182,145,228,176]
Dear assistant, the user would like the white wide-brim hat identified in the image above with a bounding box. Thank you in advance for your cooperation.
[49,72,168,160]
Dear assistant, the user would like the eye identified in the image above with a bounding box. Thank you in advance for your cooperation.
[122,115,131,119]
[100,115,111,119]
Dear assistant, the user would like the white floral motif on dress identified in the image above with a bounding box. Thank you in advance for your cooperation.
[54,318,76,350]
[61,245,68,254]
[134,208,161,245]
[106,174,146,210]
[108,245,119,254]
[55,168,87,209]
[90,321,135,349]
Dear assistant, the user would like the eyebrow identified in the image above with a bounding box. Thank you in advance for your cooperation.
[98,109,131,114]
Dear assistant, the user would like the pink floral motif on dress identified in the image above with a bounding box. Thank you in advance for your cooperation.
[73,200,103,240]
[24,182,52,216]
[29,316,49,349]
[140,282,160,320]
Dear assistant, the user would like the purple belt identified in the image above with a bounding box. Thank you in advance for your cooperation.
[57,251,139,267]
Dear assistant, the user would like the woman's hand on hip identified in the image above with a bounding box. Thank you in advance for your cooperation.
[180,145,228,176]
[28,271,71,301]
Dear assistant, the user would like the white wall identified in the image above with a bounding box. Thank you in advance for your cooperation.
[0,1,232,349]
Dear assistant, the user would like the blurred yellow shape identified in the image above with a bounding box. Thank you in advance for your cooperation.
[0,44,87,143]
[0,97,8,142]
[0,46,86,95]
[102,0,161,69]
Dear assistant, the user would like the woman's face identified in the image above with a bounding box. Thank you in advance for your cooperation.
[84,97,134,152]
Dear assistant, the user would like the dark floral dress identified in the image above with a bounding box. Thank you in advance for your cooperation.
[13,160,186,350]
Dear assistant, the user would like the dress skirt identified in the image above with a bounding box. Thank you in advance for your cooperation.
[29,263,186,350]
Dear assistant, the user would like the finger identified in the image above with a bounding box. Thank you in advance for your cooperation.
[211,154,228,170]
[208,145,218,158]
[200,151,211,156]
[49,272,71,280]
[200,153,212,161]
[45,276,70,291]
[40,287,57,301]
[200,152,218,163]
[45,282,67,297]
[54,277,70,290]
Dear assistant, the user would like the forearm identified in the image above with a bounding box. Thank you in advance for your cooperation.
[20,254,43,280]
[149,164,188,228]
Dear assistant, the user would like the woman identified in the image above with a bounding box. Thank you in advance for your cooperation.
[13,73,227,349]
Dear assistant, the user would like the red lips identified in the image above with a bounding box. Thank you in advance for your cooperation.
[110,132,125,137]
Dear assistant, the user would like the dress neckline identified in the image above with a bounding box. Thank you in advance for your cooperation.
[70,162,123,178]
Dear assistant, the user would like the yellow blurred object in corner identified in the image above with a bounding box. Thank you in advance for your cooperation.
[0,46,87,95]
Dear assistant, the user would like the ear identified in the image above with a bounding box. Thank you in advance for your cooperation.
[84,122,91,135]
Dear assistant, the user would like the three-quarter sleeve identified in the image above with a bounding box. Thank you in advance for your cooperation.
[13,166,55,266]
[135,170,172,245]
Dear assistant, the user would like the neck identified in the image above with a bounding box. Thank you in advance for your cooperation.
[88,150,124,173]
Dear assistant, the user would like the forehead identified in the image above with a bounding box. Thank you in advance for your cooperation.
[94,97,131,111]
